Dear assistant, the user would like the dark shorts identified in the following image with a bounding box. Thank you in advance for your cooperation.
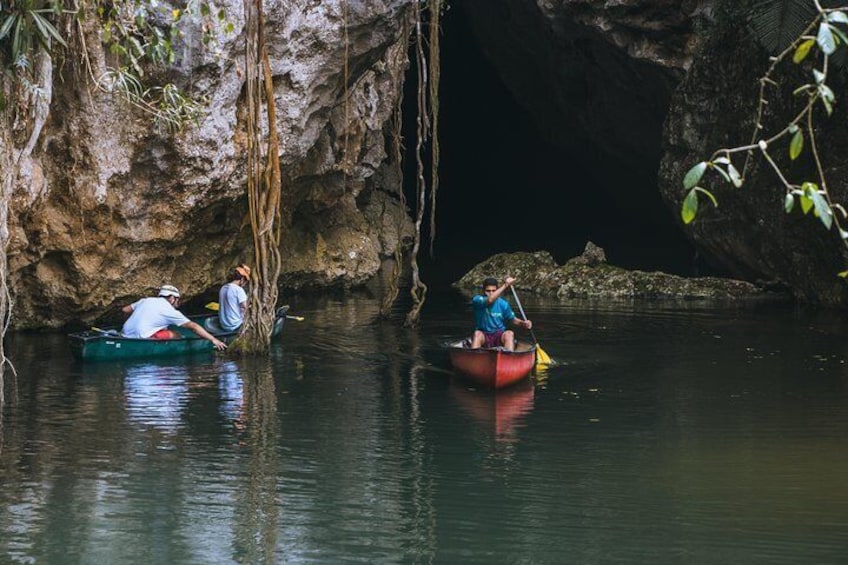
[482,330,504,348]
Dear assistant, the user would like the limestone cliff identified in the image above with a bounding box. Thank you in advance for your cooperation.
[9,0,416,328]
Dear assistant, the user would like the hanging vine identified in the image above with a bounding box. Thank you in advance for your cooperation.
[229,0,283,354]
[428,0,441,258]
[404,3,430,327]
[381,63,408,318]
[403,0,441,327]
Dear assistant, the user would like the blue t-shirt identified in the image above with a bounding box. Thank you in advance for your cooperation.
[472,295,515,333]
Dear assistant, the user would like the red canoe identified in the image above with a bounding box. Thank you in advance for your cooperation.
[445,340,536,389]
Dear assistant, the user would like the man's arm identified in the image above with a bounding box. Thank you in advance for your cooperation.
[512,316,532,330]
[121,304,134,314]
[487,276,516,304]
[181,321,227,351]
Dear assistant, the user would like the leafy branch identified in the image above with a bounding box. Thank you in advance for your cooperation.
[681,1,848,275]
[1,1,229,131]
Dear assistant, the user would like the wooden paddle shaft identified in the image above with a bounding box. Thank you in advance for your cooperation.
[509,286,540,345]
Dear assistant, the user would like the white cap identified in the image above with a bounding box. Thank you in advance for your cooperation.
[158,284,181,298]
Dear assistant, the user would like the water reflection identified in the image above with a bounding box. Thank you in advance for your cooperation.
[450,380,535,442]
[124,364,189,433]
[218,361,244,425]
[232,358,280,564]
[3,294,848,562]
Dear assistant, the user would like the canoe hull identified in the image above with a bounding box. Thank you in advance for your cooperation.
[69,309,287,362]
[446,341,535,389]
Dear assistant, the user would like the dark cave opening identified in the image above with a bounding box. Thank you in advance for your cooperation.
[402,3,713,288]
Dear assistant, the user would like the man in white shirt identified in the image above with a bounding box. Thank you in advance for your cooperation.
[121,285,226,350]
[219,264,250,331]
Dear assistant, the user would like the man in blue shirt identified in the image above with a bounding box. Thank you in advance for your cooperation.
[470,276,532,351]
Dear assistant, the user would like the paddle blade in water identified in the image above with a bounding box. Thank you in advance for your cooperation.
[535,345,553,366]
[205,302,220,311]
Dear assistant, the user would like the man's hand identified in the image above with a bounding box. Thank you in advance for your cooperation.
[212,338,227,351]
[504,276,516,287]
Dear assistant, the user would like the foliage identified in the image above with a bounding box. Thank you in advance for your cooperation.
[750,0,817,53]
[681,1,848,275]
[0,0,228,131]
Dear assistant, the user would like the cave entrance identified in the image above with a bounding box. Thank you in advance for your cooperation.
[403,2,704,287]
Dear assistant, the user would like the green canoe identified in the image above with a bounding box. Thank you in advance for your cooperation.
[69,306,289,362]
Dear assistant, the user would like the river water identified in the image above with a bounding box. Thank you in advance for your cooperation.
[1,290,847,563]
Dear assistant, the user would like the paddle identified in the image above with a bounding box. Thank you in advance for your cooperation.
[204,302,305,321]
[509,286,552,366]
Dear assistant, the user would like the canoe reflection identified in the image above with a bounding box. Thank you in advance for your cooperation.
[449,379,535,440]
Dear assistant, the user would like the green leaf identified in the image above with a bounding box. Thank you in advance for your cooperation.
[839,270,848,279]
[840,229,848,240]
[683,162,707,190]
[821,93,833,116]
[681,189,698,224]
[750,0,817,53]
[793,38,816,63]
[789,129,804,160]
[810,190,833,229]
[830,26,848,44]
[800,195,814,215]
[695,187,719,208]
[785,193,795,213]
[30,12,67,48]
[813,69,826,84]
[828,11,848,25]
[817,22,837,55]
[712,164,732,185]
[0,14,17,40]
[819,83,835,103]
[727,163,743,188]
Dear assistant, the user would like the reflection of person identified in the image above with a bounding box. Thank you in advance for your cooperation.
[470,277,532,351]
[219,264,250,331]
[121,285,227,350]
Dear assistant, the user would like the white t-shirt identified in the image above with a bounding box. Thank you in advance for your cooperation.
[121,297,190,338]
[219,282,248,331]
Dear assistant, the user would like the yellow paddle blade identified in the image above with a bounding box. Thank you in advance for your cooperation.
[205,302,220,311]
[535,344,553,366]
[287,315,305,321]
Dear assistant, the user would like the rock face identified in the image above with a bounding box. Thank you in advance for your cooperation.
[658,0,848,305]
[9,0,416,327]
[455,247,764,299]
[459,0,713,224]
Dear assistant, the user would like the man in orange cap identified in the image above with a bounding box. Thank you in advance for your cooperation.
[219,264,251,331]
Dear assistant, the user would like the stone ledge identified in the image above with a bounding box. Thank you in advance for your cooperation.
[453,246,769,300]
